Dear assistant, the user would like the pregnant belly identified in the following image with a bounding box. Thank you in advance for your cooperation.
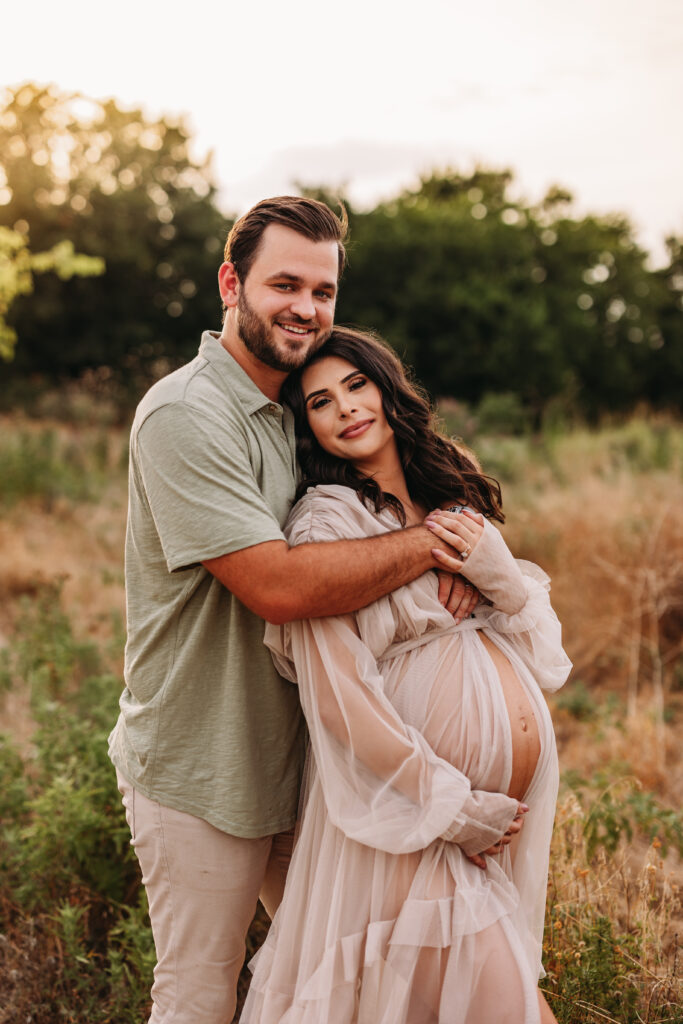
[479,633,541,802]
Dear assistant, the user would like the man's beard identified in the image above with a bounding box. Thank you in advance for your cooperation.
[236,290,330,371]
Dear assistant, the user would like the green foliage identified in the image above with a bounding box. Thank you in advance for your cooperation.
[544,915,640,1023]
[0,580,100,702]
[0,425,114,508]
[0,224,103,360]
[106,895,158,1023]
[0,82,230,394]
[603,418,677,474]
[331,170,683,419]
[0,584,151,1020]
[0,581,267,1021]
[2,80,681,418]
[564,770,683,859]
[555,680,599,721]
[475,391,531,436]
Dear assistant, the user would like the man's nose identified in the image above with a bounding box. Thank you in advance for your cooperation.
[288,291,316,320]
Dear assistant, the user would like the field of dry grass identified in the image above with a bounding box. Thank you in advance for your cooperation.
[0,410,681,1021]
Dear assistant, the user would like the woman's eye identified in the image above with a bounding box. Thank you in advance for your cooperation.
[349,377,366,391]
[311,397,329,410]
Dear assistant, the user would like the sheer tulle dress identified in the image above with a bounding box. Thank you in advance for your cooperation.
[241,485,571,1024]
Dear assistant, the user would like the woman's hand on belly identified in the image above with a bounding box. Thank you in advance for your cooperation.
[464,802,529,870]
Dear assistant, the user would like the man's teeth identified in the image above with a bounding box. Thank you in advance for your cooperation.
[280,324,309,334]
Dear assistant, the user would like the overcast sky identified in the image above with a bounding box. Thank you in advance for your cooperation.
[4,0,683,264]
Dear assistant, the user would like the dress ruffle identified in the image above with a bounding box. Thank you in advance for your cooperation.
[245,872,533,1024]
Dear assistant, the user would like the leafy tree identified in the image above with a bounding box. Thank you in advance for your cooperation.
[332,170,682,419]
[0,83,230,391]
[0,225,103,361]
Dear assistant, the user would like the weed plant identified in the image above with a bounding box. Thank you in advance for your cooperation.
[1,586,681,1022]
[1,417,682,1021]
[544,793,682,1023]
[0,582,152,1023]
[0,425,116,509]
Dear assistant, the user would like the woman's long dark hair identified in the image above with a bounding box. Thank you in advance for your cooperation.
[282,326,504,525]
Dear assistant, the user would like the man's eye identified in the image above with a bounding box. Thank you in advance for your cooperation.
[315,291,333,301]
[274,283,293,291]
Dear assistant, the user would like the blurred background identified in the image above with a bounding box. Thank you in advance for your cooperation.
[1,2,682,1022]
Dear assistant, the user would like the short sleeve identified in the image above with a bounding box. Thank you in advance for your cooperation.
[135,403,286,572]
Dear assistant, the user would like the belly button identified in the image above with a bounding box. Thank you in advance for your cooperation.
[520,718,528,732]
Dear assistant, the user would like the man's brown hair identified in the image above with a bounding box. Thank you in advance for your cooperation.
[224,196,348,283]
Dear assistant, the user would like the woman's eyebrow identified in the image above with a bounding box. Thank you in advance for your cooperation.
[305,371,361,404]
[304,387,328,403]
[303,370,360,401]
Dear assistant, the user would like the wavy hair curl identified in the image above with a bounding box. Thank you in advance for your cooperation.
[282,326,504,525]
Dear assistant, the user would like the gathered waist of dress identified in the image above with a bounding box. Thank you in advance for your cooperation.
[378,609,493,663]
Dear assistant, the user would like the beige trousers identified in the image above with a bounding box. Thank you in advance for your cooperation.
[116,770,294,1024]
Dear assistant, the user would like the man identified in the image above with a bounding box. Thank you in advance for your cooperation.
[109,196,482,1023]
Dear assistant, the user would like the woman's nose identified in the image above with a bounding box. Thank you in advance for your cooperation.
[338,401,357,418]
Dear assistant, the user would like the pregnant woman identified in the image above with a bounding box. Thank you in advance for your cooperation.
[241,327,571,1024]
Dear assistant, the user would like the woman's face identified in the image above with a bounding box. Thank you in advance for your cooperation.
[301,355,397,472]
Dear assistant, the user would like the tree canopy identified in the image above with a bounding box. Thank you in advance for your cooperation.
[0,83,230,393]
[333,171,683,418]
[0,226,103,361]
[1,83,681,418]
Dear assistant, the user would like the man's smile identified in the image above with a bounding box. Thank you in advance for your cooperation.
[276,321,315,337]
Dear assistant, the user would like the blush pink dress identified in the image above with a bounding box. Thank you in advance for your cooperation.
[241,485,571,1024]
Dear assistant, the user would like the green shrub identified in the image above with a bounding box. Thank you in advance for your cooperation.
[0,580,100,705]
[0,581,270,1021]
[544,914,640,1023]
[0,427,113,508]
[564,769,683,859]
[555,680,598,721]
[476,391,531,436]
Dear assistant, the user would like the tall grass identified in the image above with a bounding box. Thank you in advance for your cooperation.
[1,415,682,1021]
[544,792,682,1022]
[0,417,127,509]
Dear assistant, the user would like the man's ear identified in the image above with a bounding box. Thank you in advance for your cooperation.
[218,262,240,308]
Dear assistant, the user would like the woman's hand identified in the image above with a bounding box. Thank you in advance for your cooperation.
[425,508,485,572]
[464,803,529,870]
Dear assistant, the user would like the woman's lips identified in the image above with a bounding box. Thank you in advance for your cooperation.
[339,419,373,439]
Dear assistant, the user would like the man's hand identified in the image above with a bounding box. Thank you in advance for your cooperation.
[465,803,529,870]
[436,572,481,623]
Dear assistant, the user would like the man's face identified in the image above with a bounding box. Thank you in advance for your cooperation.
[235,224,339,372]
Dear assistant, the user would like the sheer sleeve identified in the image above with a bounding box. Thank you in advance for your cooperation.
[266,611,519,856]
[464,521,572,693]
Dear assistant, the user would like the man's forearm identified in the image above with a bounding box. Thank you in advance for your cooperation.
[276,526,440,623]
[204,526,445,624]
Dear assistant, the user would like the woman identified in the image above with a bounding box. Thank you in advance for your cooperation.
[241,327,571,1024]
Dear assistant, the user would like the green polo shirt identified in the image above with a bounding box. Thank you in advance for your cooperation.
[108,331,307,837]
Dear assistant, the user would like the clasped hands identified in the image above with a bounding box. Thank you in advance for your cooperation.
[426,507,485,625]
[465,803,529,870]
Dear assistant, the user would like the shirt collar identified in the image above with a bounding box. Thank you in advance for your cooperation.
[199,331,282,415]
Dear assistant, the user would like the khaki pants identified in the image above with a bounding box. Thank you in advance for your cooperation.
[116,770,294,1024]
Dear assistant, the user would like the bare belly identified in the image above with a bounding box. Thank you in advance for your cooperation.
[479,633,541,801]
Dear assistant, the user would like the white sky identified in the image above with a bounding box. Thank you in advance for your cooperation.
[4,0,683,265]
